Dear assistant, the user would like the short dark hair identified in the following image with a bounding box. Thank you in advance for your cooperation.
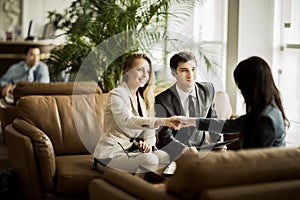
[24,45,40,55]
[170,51,197,71]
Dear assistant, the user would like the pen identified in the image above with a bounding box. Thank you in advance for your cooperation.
[117,142,132,158]
[133,141,144,152]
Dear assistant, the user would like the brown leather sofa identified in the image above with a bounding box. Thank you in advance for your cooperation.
[4,82,108,200]
[89,147,300,200]
[0,81,102,141]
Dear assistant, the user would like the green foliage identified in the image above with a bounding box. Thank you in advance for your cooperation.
[47,0,173,91]
[47,0,215,92]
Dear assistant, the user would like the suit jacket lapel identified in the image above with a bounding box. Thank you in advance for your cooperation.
[120,82,140,117]
[138,92,148,117]
[195,86,202,117]
[169,84,184,115]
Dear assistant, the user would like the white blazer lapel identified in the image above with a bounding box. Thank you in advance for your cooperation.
[137,92,148,117]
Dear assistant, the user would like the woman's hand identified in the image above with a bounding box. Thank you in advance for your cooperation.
[155,116,196,130]
[164,116,182,130]
[180,117,197,127]
[155,116,182,129]
[138,140,151,153]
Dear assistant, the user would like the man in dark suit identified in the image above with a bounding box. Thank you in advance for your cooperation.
[155,51,220,160]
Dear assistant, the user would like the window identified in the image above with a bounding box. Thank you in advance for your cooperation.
[276,0,300,123]
[154,0,228,92]
[274,0,300,146]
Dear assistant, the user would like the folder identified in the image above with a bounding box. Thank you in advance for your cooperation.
[196,138,239,150]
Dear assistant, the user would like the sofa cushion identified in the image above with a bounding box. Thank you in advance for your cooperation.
[167,147,300,199]
[55,155,102,195]
[89,178,139,200]
[100,169,176,200]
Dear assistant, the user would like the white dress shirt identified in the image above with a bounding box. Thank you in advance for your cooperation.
[176,84,197,117]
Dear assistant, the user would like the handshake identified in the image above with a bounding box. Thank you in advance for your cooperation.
[163,116,197,130]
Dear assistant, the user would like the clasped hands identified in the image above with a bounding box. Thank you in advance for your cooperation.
[164,116,197,130]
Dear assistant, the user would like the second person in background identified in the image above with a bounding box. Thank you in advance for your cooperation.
[0,45,50,97]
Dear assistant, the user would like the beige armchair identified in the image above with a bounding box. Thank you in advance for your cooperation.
[4,84,108,200]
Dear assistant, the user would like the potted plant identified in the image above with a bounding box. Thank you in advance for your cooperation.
[47,0,214,92]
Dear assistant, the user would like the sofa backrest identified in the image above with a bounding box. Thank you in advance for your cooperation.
[13,81,102,103]
[167,147,300,199]
[14,93,108,155]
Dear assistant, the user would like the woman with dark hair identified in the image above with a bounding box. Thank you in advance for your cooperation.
[93,52,180,173]
[182,56,289,149]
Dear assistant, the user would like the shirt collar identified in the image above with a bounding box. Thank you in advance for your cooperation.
[24,63,38,72]
[176,84,196,102]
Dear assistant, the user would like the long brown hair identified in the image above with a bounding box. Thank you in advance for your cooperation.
[122,52,155,113]
[233,56,289,127]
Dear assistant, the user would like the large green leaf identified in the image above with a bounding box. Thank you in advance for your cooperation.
[47,0,214,92]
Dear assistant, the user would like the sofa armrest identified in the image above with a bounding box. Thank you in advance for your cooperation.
[4,124,44,200]
[201,179,300,200]
[167,148,300,199]
[12,119,56,191]
[99,169,177,200]
[0,100,16,137]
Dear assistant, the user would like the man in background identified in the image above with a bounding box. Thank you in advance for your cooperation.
[0,45,50,97]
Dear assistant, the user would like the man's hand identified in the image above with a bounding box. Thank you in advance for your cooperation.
[182,146,198,155]
[1,83,15,97]
[164,116,182,130]
[156,116,198,130]
[180,117,197,127]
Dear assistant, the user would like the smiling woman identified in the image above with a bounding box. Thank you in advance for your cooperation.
[93,52,181,173]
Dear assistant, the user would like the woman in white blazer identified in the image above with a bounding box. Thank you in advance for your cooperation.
[94,52,180,173]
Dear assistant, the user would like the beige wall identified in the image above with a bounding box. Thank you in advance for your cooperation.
[22,0,73,39]
[226,0,276,114]
[0,0,72,40]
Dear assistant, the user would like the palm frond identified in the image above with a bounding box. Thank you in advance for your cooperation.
[47,0,217,92]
